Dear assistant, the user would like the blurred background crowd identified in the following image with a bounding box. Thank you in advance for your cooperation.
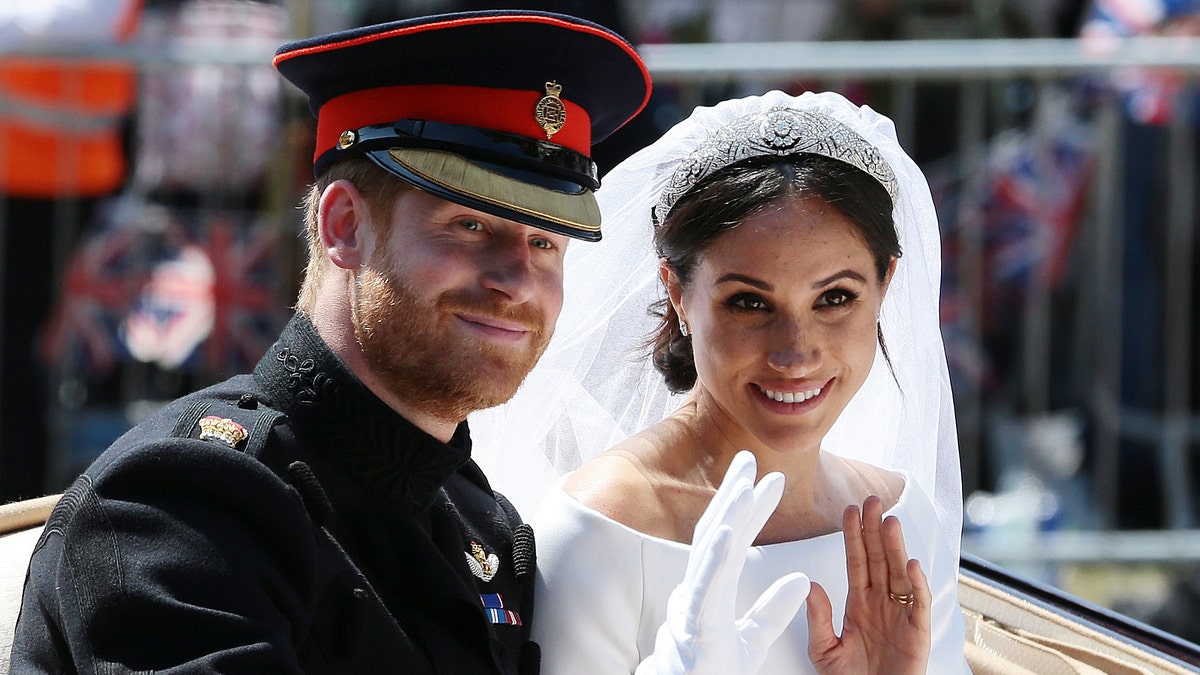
[3,0,1200,645]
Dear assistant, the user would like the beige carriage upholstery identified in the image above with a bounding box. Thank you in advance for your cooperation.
[0,494,60,673]
[959,564,1197,675]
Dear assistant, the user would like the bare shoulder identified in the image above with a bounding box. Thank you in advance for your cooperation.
[561,437,672,537]
[833,455,907,511]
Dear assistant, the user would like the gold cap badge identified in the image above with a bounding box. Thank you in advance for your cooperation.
[198,416,248,448]
[337,129,357,149]
[534,81,566,140]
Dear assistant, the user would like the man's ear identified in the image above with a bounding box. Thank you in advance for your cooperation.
[318,179,374,270]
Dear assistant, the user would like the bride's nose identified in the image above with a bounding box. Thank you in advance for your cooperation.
[766,316,818,373]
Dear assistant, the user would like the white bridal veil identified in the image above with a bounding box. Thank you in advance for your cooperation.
[470,90,963,562]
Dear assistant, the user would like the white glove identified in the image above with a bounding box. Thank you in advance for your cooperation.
[635,451,812,675]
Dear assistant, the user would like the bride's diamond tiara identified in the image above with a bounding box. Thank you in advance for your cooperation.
[652,106,899,226]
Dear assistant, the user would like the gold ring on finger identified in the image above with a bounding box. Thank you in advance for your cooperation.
[888,591,915,606]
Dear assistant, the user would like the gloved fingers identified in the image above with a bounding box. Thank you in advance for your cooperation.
[734,571,810,654]
[694,450,758,538]
[689,474,753,568]
[734,470,784,551]
[696,451,783,556]
[681,478,763,633]
[677,523,734,632]
[691,481,757,596]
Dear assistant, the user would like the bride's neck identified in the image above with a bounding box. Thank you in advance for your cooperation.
[662,396,855,543]
[679,393,820,469]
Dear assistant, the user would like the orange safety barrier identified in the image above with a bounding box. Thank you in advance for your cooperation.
[0,58,137,198]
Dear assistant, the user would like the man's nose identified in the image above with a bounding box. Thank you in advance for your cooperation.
[480,238,536,304]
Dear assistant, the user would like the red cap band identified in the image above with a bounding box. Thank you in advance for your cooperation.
[315,84,591,165]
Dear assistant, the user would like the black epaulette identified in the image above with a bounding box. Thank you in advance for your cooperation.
[167,392,335,528]
[168,392,283,460]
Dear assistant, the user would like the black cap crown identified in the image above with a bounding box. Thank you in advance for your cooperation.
[274,11,652,241]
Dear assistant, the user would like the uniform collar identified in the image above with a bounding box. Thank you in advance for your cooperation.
[253,313,473,510]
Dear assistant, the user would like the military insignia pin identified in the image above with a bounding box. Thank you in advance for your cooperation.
[198,415,248,448]
[534,81,566,139]
[337,129,357,149]
[465,541,500,582]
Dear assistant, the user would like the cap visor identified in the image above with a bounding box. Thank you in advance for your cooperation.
[378,147,601,240]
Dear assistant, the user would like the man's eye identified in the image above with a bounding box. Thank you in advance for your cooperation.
[460,219,484,231]
[531,237,553,250]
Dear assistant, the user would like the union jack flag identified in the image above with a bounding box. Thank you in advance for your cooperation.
[933,105,1094,393]
[981,123,1093,295]
[123,241,215,371]
[42,205,291,377]
[40,221,148,373]
[193,212,289,375]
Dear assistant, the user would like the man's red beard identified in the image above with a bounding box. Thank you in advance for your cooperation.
[352,264,552,424]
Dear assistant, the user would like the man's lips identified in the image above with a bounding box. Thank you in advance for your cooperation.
[456,313,533,341]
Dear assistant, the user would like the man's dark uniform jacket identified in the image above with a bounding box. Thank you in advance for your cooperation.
[11,314,539,673]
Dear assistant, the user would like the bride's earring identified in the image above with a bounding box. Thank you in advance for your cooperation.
[679,319,689,337]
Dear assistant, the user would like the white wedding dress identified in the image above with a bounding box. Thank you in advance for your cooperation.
[532,473,969,674]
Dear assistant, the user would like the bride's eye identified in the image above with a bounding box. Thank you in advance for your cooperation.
[728,293,769,311]
[820,289,859,307]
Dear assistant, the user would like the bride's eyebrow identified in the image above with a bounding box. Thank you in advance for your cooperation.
[813,270,867,288]
[713,269,869,290]
[714,272,770,290]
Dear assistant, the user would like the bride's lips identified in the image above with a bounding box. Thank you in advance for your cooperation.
[753,378,832,412]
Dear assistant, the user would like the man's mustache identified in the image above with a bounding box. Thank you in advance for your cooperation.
[436,290,547,335]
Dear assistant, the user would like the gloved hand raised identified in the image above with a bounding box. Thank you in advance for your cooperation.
[635,451,811,675]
